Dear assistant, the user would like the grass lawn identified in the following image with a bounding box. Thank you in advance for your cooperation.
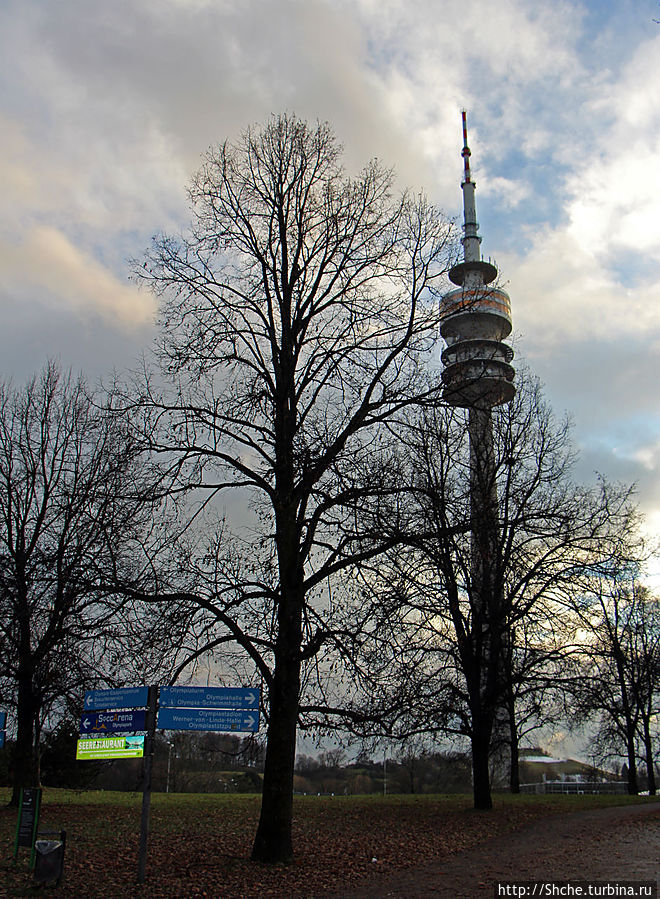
[1,789,657,897]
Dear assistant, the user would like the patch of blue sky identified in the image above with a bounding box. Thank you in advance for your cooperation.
[570,437,657,496]
[601,248,660,288]
[579,0,659,59]
[363,31,404,75]
[586,412,660,450]
[478,189,566,258]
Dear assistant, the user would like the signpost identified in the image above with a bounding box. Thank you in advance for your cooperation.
[74,683,260,884]
[83,686,149,711]
[77,684,153,884]
[76,735,145,760]
[137,685,158,885]
[0,711,6,749]
[159,686,259,710]
[13,787,42,866]
[157,707,259,732]
[79,709,147,735]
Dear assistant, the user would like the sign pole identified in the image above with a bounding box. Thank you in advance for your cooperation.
[13,787,42,866]
[137,685,157,884]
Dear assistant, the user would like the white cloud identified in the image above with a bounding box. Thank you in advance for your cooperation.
[565,33,660,260]
[629,441,660,471]
[567,138,660,259]
[504,226,660,347]
[0,227,154,328]
[346,0,586,167]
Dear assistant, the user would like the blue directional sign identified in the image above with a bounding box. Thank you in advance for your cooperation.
[0,711,6,730]
[157,707,259,733]
[0,732,4,749]
[83,687,149,711]
[80,709,147,735]
[159,686,259,710]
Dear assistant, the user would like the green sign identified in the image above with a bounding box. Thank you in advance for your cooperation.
[14,787,42,863]
[76,735,145,760]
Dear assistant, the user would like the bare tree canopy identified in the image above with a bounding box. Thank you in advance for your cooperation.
[130,114,454,863]
[340,371,640,809]
[0,362,161,804]
[569,576,660,795]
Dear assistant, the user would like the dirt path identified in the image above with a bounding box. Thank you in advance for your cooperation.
[334,803,660,898]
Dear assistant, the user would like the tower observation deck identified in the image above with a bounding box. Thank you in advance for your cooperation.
[440,112,514,408]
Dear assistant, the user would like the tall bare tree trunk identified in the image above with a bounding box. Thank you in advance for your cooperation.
[625,723,638,795]
[251,635,301,862]
[11,664,39,806]
[507,685,520,794]
[10,602,39,806]
[252,459,303,861]
[641,719,656,796]
[471,713,494,809]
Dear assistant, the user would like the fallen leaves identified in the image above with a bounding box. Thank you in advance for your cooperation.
[0,792,650,898]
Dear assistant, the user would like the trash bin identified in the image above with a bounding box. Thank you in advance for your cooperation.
[33,831,66,886]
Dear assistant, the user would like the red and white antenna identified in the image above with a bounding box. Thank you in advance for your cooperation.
[461,109,472,184]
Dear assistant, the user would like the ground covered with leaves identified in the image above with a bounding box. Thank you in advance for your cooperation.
[0,790,654,897]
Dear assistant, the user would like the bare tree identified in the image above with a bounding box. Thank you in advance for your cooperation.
[0,362,164,804]
[356,371,638,809]
[569,577,659,795]
[498,614,568,793]
[633,588,660,794]
[129,115,453,862]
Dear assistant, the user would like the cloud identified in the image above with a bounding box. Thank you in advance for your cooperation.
[486,25,660,542]
[1,0,659,568]
[7,0,403,175]
[564,32,660,262]
[504,226,660,348]
[0,227,154,328]
[344,0,587,190]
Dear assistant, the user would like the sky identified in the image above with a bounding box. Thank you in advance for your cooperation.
[1,0,660,577]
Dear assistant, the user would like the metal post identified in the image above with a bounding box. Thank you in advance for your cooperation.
[383,753,387,796]
[166,741,173,794]
[137,685,157,884]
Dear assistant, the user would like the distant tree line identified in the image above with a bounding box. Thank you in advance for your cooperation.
[0,115,658,866]
[294,749,473,795]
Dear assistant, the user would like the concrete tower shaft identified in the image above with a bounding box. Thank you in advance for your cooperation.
[440,111,515,408]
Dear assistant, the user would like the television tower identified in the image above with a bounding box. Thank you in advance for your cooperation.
[440,111,515,549]
[440,111,514,408]
[440,113,516,806]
